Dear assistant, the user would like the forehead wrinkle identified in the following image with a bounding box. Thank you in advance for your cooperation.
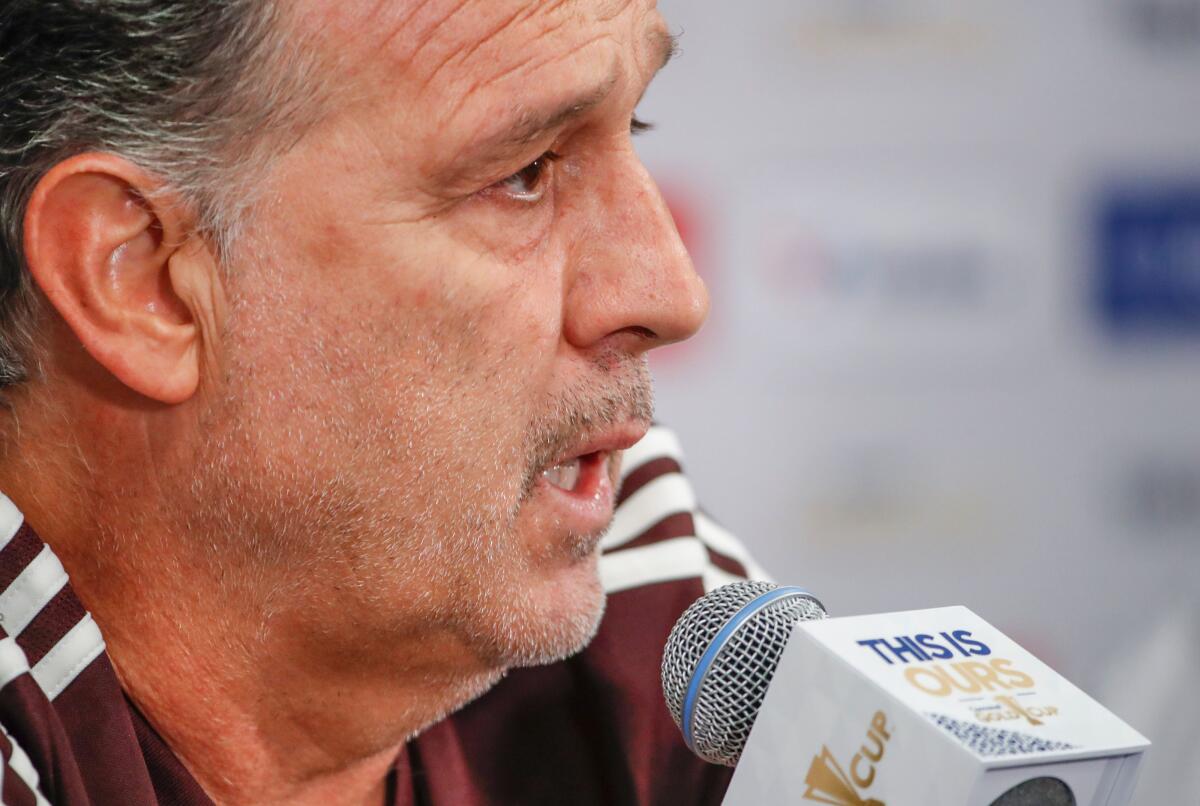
[423,1,573,91]
[596,0,636,22]
[390,0,440,29]
[440,30,616,125]
[400,0,475,67]
[298,0,447,91]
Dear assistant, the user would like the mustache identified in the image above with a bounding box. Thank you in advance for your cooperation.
[519,356,655,500]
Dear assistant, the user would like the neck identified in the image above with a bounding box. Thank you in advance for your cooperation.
[96,553,498,805]
[0,392,499,805]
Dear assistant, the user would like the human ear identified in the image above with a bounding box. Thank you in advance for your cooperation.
[22,153,211,404]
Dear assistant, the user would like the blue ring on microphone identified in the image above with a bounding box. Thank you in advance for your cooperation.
[681,585,813,752]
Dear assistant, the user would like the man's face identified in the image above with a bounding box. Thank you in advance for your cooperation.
[179,0,706,684]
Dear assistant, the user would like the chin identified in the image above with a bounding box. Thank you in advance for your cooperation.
[537,552,608,659]
[468,550,608,670]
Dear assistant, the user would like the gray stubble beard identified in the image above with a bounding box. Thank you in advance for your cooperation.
[177,291,656,679]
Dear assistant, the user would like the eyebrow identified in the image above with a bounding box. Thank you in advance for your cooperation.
[439,29,679,184]
[499,29,677,148]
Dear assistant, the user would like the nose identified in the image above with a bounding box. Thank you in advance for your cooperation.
[562,151,709,352]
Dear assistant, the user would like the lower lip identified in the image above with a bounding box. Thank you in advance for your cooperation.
[535,451,615,534]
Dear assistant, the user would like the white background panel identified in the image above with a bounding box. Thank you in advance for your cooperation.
[637,1,1200,801]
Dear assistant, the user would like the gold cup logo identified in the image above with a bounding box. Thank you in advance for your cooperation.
[802,711,891,806]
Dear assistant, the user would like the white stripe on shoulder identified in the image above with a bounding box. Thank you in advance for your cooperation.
[0,722,52,806]
[0,545,70,638]
[0,494,23,553]
[0,638,30,690]
[602,472,696,550]
[600,536,749,595]
[31,614,105,701]
[694,512,773,583]
[620,426,685,481]
[702,565,746,593]
[600,536,709,594]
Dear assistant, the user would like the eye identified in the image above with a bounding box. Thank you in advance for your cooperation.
[494,151,561,203]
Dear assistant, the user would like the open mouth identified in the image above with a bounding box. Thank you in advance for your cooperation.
[541,451,606,497]
[528,425,646,539]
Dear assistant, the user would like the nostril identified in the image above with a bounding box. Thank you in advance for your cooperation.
[620,326,657,340]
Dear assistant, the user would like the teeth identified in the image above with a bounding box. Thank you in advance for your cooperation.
[543,457,582,491]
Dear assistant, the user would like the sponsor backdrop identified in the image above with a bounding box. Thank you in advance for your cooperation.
[638,1,1200,802]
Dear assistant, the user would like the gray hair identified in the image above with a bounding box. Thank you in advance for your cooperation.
[0,0,320,392]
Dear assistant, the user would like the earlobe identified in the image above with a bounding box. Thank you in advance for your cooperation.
[23,153,206,405]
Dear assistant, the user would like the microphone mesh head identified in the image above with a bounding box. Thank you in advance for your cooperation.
[661,581,827,766]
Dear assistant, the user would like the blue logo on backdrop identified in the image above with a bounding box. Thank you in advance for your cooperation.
[1096,183,1200,336]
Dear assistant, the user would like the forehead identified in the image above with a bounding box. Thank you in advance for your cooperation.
[296,0,663,126]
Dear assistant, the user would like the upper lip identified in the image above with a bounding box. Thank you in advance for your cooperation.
[550,421,651,467]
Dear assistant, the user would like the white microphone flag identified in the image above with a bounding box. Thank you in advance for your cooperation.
[724,606,1149,806]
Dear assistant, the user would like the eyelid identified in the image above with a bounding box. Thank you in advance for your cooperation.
[492,150,561,203]
[481,112,654,205]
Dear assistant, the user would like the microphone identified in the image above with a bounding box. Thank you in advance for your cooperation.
[661,582,1149,806]
[661,580,828,766]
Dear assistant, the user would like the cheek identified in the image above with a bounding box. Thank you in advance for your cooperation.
[453,200,557,265]
[233,195,570,429]
[406,222,568,368]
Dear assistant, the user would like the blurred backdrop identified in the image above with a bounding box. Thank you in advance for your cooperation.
[638,0,1200,801]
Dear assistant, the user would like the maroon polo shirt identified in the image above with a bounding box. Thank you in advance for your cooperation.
[0,426,759,804]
